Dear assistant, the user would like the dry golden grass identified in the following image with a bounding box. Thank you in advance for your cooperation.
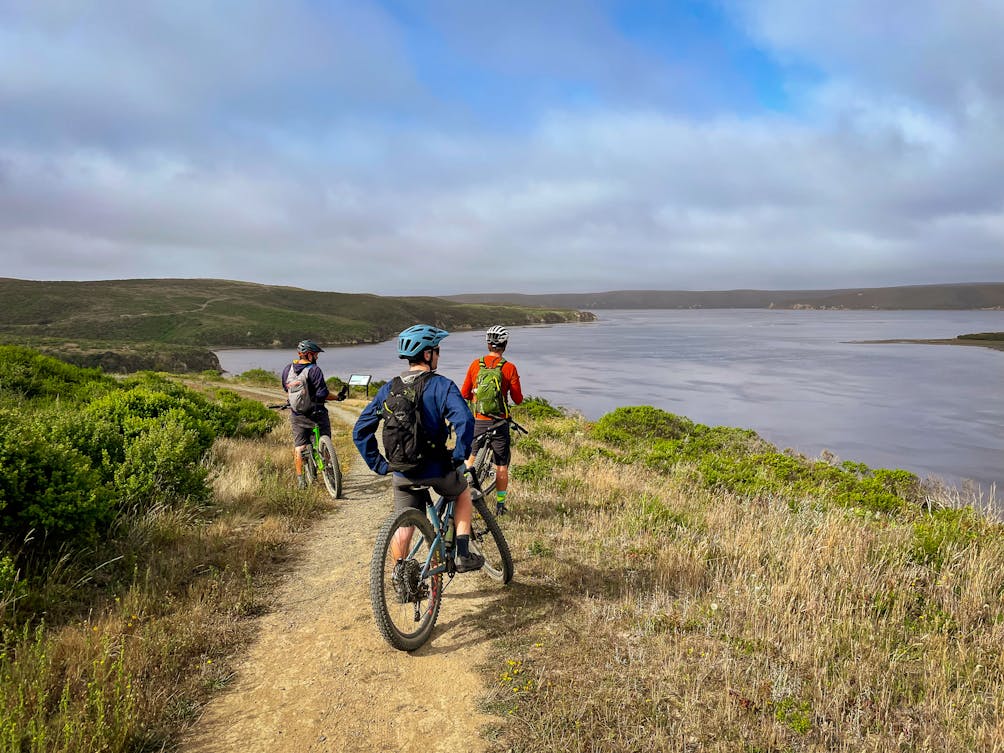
[482,417,1004,753]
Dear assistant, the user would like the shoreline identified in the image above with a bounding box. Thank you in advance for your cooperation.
[852,338,1004,352]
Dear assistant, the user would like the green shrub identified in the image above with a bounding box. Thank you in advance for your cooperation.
[592,406,695,447]
[113,419,210,506]
[237,368,279,386]
[512,457,557,485]
[0,412,113,542]
[0,345,114,403]
[911,507,982,569]
[83,388,216,455]
[515,396,563,420]
[212,390,281,438]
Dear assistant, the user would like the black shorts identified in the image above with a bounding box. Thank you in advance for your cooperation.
[392,469,468,513]
[472,419,511,466]
[290,409,331,447]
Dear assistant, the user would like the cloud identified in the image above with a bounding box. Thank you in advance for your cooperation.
[0,1,1002,294]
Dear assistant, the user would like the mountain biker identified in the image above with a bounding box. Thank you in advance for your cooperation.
[352,325,484,573]
[281,339,347,489]
[461,325,523,514]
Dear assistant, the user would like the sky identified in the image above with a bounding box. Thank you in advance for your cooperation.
[1,0,1002,296]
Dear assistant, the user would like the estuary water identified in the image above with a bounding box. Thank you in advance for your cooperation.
[216,310,1004,492]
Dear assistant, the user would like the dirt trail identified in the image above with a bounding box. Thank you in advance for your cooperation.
[180,402,500,753]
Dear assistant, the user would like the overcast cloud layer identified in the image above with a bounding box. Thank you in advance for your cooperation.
[1,0,1002,295]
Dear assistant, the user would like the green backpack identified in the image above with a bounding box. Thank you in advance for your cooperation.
[472,357,506,416]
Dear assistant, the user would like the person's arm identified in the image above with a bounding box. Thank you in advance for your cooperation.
[459,360,477,401]
[443,380,475,463]
[352,388,390,475]
[504,362,523,405]
[311,366,330,402]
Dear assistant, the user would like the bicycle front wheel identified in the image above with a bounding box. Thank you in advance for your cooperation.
[474,449,497,498]
[370,508,443,651]
[317,436,343,499]
[470,497,513,584]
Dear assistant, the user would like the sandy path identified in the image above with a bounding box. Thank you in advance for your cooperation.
[180,401,500,753]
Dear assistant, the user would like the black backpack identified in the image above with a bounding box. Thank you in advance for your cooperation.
[381,371,443,473]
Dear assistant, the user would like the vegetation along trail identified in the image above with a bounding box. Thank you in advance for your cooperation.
[181,402,497,753]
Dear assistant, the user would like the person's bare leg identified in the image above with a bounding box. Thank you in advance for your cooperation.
[454,488,473,535]
[391,526,415,561]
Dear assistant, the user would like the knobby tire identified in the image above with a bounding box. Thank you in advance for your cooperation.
[474,450,497,498]
[302,451,317,486]
[470,497,514,585]
[317,435,343,499]
[369,508,443,651]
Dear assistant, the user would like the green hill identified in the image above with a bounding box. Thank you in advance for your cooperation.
[0,278,595,372]
[447,282,1004,310]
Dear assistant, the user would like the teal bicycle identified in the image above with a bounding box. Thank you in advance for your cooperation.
[370,466,512,651]
[269,403,343,499]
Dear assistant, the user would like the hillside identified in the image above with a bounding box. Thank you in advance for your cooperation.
[447,282,1004,310]
[0,278,595,372]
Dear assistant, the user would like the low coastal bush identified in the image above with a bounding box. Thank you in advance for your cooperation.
[593,405,920,514]
[236,368,278,386]
[0,351,281,554]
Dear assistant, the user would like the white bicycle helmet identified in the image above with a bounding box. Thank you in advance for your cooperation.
[486,325,509,345]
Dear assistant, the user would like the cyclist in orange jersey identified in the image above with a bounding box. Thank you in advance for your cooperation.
[460,325,524,514]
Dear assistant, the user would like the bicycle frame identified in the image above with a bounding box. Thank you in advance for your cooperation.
[412,496,456,581]
[310,425,328,472]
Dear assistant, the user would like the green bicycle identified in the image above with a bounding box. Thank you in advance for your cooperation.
[269,403,343,499]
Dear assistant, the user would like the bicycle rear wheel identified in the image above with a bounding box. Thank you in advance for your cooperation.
[317,436,343,499]
[370,508,443,651]
[301,449,317,486]
[470,497,513,584]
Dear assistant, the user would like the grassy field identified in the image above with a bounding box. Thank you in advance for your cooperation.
[479,403,1004,752]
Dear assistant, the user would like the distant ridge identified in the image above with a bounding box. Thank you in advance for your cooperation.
[447,282,1004,310]
[0,277,594,372]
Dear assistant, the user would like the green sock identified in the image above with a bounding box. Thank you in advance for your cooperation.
[496,490,508,505]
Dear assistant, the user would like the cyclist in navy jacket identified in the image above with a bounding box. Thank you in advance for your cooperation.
[353,325,484,572]
[281,339,346,489]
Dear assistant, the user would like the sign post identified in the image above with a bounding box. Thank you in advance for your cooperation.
[348,374,372,397]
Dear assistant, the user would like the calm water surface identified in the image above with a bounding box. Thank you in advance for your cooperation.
[216,310,1004,492]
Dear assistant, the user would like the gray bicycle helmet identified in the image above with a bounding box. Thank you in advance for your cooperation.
[297,339,324,353]
[397,324,449,358]
[486,325,509,345]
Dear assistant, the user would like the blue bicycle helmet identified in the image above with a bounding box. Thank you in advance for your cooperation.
[397,324,449,358]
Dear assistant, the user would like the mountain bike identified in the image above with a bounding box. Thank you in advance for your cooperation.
[370,465,512,651]
[472,415,528,502]
[268,403,343,499]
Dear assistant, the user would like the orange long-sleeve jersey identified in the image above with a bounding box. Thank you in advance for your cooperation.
[460,353,523,419]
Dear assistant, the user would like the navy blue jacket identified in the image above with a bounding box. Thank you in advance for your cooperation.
[353,370,474,478]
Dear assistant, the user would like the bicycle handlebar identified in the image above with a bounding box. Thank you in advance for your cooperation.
[482,414,528,435]
[268,402,291,410]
